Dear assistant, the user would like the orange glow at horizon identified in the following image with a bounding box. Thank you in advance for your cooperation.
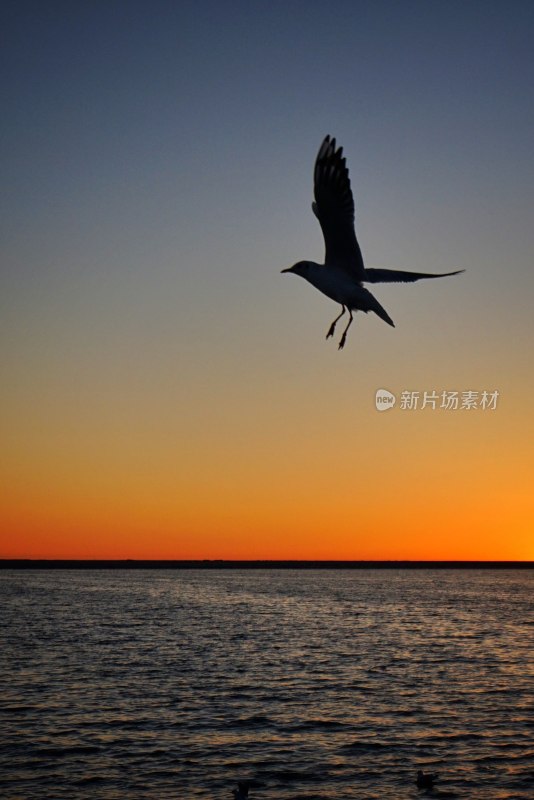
[2,391,532,561]
[2,203,533,565]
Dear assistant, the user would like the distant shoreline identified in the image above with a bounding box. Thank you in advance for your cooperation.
[1,559,532,570]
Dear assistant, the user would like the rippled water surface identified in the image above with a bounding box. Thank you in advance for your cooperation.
[1,569,532,799]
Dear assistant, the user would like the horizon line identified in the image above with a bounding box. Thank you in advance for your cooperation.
[1,558,532,570]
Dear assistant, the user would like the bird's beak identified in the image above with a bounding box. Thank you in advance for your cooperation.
[281,266,293,273]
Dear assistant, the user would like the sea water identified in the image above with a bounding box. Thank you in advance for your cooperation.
[1,569,532,799]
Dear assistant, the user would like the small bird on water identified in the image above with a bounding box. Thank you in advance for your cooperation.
[231,781,249,799]
[282,135,464,349]
[416,770,439,789]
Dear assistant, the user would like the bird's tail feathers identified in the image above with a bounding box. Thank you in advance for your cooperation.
[370,296,395,327]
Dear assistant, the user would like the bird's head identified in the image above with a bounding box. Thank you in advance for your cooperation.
[281,260,315,278]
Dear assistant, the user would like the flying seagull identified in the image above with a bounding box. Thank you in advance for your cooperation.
[282,135,464,348]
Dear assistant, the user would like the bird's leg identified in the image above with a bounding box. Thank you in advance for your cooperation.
[326,305,346,339]
[338,310,354,350]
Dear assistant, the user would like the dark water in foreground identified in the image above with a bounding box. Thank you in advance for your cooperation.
[1,570,532,799]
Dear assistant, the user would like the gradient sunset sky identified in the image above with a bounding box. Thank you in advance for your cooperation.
[2,1,533,560]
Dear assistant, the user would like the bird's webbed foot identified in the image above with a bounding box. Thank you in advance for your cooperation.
[338,334,347,350]
[326,322,336,339]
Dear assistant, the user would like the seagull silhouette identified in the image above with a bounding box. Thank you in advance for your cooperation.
[282,135,464,348]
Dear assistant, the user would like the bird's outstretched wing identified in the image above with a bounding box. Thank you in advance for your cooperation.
[313,136,365,278]
[364,268,465,283]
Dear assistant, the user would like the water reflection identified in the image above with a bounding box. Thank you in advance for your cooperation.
[0,569,532,799]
